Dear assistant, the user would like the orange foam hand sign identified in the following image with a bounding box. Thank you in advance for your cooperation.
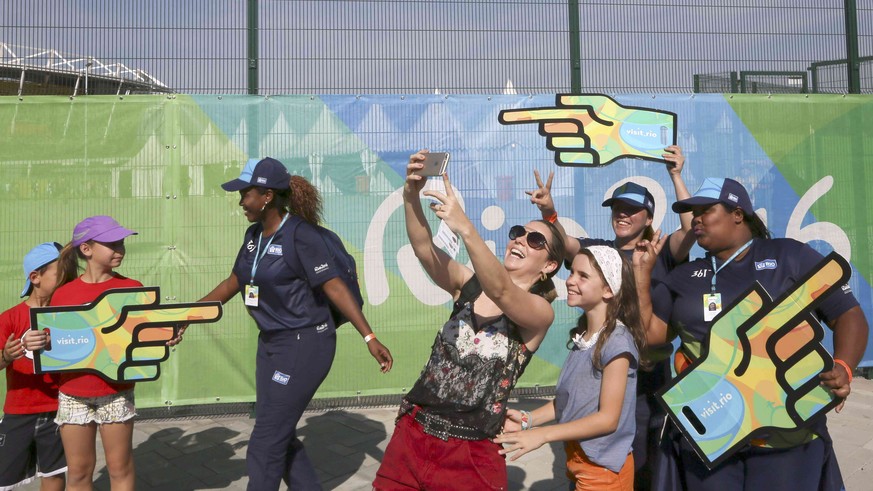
[31,287,222,383]
[499,94,676,167]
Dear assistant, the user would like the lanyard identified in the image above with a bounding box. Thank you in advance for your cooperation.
[250,214,289,284]
[710,239,753,293]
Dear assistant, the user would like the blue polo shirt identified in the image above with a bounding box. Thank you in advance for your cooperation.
[233,217,340,331]
[652,238,859,360]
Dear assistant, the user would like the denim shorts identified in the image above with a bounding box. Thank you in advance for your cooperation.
[55,390,136,425]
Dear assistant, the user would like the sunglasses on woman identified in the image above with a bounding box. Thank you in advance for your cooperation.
[508,225,548,251]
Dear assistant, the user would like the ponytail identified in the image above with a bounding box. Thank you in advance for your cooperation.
[271,175,323,225]
[56,242,81,288]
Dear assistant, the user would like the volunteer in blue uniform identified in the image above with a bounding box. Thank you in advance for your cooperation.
[172,158,393,491]
[528,145,693,489]
[636,177,868,490]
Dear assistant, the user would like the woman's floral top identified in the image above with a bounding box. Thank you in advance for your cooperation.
[400,293,534,439]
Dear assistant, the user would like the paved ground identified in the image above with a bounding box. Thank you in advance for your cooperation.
[21,377,873,490]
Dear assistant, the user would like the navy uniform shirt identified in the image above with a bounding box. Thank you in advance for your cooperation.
[652,238,859,360]
[233,217,340,331]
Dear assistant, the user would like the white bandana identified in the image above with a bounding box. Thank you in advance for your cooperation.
[586,245,623,295]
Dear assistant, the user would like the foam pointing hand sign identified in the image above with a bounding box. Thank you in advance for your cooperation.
[658,253,850,469]
[499,94,676,167]
[31,287,222,383]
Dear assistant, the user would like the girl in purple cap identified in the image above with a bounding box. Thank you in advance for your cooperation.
[52,215,140,491]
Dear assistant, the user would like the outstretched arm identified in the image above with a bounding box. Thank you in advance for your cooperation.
[527,170,581,260]
[495,355,631,461]
[427,173,555,340]
[167,272,240,346]
[634,235,671,345]
[663,145,694,261]
[402,150,471,295]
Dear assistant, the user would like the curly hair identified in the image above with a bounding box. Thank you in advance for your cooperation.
[259,175,323,225]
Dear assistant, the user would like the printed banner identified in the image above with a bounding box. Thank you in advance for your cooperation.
[0,94,870,410]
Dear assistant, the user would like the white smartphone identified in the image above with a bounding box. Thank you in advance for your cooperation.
[415,152,450,177]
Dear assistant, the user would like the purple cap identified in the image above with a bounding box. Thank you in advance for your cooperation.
[221,157,291,191]
[21,242,62,297]
[672,178,754,216]
[602,182,655,215]
[72,216,138,247]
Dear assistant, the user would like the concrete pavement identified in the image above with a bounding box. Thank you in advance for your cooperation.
[21,377,873,490]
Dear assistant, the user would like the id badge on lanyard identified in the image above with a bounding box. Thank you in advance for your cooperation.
[245,284,259,307]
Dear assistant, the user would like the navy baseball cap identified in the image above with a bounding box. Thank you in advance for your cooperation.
[21,242,62,297]
[602,182,655,215]
[672,177,754,215]
[221,157,291,191]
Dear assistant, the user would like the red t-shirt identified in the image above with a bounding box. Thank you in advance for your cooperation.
[1,302,59,414]
[50,274,143,397]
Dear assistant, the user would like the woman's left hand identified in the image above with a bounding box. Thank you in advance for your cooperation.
[367,339,393,373]
[423,173,472,236]
[493,429,547,461]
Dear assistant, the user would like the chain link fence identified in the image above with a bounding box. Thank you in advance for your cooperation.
[2,0,872,96]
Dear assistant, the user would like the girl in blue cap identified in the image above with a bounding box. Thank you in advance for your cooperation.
[0,242,66,491]
[52,215,140,491]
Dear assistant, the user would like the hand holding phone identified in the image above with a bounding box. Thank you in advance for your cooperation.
[415,152,451,177]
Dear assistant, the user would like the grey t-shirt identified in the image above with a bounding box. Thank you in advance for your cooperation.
[554,323,639,472]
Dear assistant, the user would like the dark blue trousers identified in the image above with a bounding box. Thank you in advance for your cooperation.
[246,326,336,491]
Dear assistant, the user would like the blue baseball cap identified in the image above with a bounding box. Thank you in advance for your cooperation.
[602,182,655,215]
[672,177,754,216]
[21,242,62,297]
[221,157,291,191]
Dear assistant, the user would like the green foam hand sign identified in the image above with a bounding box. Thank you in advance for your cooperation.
[658,253,850,469]
[31,287,222,383]
[499,94,676,167]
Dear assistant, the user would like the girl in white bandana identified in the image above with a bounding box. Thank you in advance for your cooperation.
[495,245,648,490]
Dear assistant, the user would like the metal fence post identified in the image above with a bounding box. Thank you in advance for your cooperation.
[568,0,582,94]
[247,0,259,95]
[845,0,860,94]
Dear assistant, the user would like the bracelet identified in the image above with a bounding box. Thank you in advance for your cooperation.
[834,358,853,384]
[519,410,532,431]
[545,212,558,224]
[364,333,377,343]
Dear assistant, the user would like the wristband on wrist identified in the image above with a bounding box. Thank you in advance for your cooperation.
[519,410,532,431]
[834,358,853,384]
[545,212,558,224]
[364,333,377,343]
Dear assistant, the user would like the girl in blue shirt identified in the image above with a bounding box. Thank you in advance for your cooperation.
[496,246,647,490]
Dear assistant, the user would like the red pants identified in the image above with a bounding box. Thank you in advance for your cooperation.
[373,413,507,490]
[565,440,634,491]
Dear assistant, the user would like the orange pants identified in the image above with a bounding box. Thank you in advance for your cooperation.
[564,440,634,491]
